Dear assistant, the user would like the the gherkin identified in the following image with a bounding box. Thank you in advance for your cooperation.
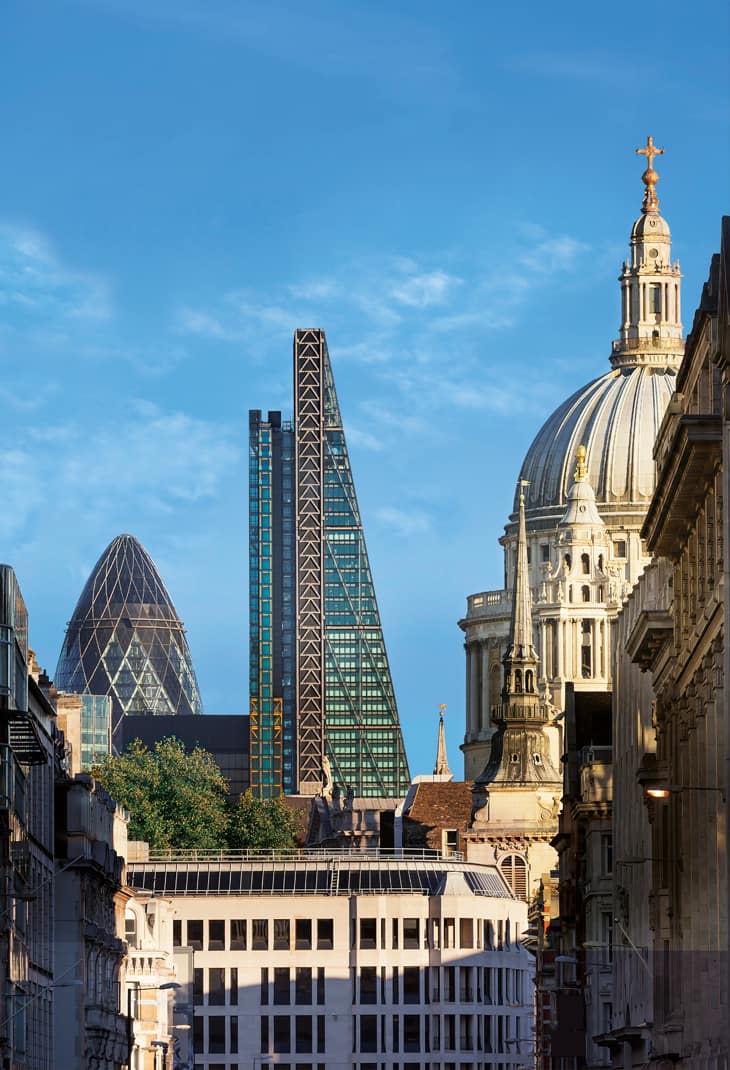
[55,534,202,742]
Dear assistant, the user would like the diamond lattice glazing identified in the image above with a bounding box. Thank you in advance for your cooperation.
[55,534,203,741]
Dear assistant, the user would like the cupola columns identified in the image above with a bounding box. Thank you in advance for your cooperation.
[612,137,683,370]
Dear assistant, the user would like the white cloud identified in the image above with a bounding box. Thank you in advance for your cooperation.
[346,426,386,453]
[376,506,432,538]
[0,222,111,321]
[390,269,462,309]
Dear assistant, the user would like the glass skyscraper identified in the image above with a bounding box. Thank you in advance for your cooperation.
[249,329,410,798]
[55,534,203,745]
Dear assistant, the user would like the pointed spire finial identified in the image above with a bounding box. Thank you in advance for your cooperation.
[636,135,664,214]
[433,704,452,777]
[573,444,588,482]
[506,480,536,663]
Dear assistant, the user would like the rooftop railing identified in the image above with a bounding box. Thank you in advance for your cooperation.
[136,847,465,864]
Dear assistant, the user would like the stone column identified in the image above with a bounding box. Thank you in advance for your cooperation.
[480,643,490,732]
[469,643,480,738]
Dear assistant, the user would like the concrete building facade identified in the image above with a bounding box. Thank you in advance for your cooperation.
[127,851,532,1069]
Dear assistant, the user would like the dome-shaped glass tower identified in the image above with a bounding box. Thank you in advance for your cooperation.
[55,534,203,740]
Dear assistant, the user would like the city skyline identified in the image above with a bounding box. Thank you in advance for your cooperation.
[2,0,728,777]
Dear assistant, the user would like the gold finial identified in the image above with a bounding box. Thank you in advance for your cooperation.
[574,444,588,482]
[636,135,664,213]
[518,478,530,505]
[439,703,446,721]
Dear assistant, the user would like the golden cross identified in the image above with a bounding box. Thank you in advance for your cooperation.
[636,135,664,171]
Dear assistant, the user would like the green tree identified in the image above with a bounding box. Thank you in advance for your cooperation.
[93,737,229,850]
[226,790,300,850]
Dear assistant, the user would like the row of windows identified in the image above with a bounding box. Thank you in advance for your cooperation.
[353,966,525,1006]
[176,916,518,956]
[261,1014,327,1054]
[175,917,334,952]
[353,1013,523,1055]
[193,1064,517,1070]
[353,916,517,952]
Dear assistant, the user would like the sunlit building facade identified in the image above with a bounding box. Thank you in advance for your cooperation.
[249,329,410,798]
[55,533,203,745]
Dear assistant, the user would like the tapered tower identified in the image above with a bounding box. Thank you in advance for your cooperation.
[465,483,561,899]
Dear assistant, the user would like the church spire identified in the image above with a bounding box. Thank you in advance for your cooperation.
[505,480,537,667]
[433,704,453,777]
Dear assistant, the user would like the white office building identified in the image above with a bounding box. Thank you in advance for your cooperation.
[126,849,533,1070]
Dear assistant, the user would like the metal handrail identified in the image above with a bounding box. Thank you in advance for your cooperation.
[135,847,464,864]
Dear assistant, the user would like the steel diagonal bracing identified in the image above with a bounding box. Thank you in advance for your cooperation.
[294,330,326,790]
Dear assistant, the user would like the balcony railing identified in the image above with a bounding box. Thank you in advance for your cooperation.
[141,847,464,863]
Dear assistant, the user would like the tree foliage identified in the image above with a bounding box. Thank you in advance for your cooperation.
[92,737,299,851]
[226,791,301,850]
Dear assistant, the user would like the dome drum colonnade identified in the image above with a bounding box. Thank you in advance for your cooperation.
[460,138,683,784]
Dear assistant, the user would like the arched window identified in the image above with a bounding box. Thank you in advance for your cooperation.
[499,854,527,900]
[582,585,590,603]
[568,586,573,603]
[598,554,604,571]
[581,553,590,574]
[525,669,534,693]
[514,670,523,693]
[564,553,572,570]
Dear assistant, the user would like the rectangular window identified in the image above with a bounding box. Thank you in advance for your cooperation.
[295,967,312,1005]
[295,1015,313,1053]
[444,1014,456,1050]
[260,1015,269,1054]
[393,966,399,1004]
[172,919,182,947]
[260,967,269,1005]
[295,918,312,950]
[360,1014,378,1053]
[360,966,377,1004]
[459,1015,473,1050]
[445,966,456,1002]
[253,919,269,950]
[317,968,325,1006]
[208,919,225,950]
[193,968,204,1006]
[404,1015,420,1052]
[444,918,456,949]
[274,967,290,1004]
[403,918,419,949]
[392,917,399,949]
[601,832,613,875]
[230,919,247,950]
[403,967,420,1004]
[317,1016,325,1053]
[209,1016,225,1054]
[274,1016,291,1053]
[613,539,627,559]
[393,1014,400,1052]
[317,918,333,950]
[193,1016,204,1054]
[459,967,473,1002]
[208,967,225,1005]
[541,543,550,562]
[460,918,474,949]
[229,967,238,1006]
[274,919,291,950]
[360,918,377,949]
[230,1016,239,1054]
[187,920,203,950]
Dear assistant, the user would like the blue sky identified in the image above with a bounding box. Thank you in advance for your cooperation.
[2,0,728,780]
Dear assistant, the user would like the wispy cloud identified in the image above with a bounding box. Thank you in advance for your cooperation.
[0,223,111,321]
[390,269,462,309]
[173,225,591,439]
[376,506,432,538]
[7,400,241,541]
[346,426,386,453]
